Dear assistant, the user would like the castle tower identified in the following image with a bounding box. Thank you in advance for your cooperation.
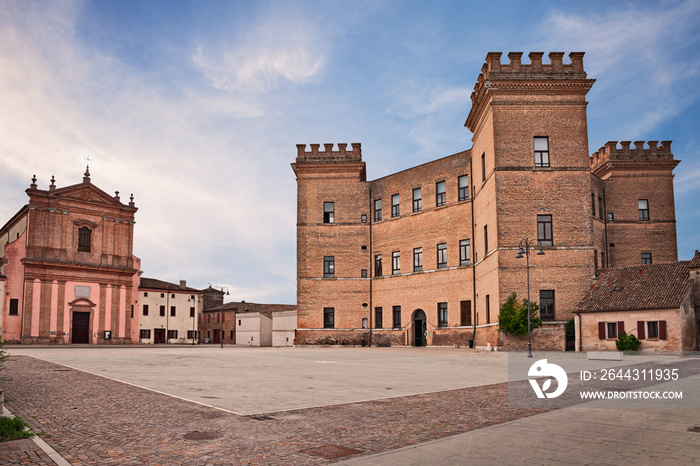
[291,144,371,343]
[465,52,597,329]
[590,141,679,267]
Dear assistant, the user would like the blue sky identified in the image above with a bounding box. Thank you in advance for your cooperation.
[1,0,699,304]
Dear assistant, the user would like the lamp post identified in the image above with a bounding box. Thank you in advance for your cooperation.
[218,285,230,348]
[515,238,545,358]
[188,295,196,346]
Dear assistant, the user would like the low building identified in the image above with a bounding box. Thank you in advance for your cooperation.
[199,301,295,346]
[137,278,199,344]
[574,252,700,352]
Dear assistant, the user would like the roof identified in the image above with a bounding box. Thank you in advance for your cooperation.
[139,277,200,293]
[203,301,295,313]
[690,250,700,269]
[575,261,693,313]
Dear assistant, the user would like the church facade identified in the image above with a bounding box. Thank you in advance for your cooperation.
[292,52,680,349]
[0,168,139,344]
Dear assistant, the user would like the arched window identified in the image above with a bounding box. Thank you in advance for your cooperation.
[78,227,91,252]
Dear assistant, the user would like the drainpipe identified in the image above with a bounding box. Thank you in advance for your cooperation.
[470,156,477,347]
[368,187,373,347]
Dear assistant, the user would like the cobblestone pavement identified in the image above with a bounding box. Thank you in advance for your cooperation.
[2,355,548,465]
[0,437,54,465]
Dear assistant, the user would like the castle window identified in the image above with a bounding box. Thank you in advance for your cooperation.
[9,299,19,316]
[438,302,448,327]
[413,188,422,212]
[374,254,382,277]
[77,226,92,252]
[375,307,383,328]
[413,247,423,272]
[607,212,614,222]
[638,199,649,221]
[598,195,604,219]
[324,256,335,277]
[481,152,486,182]
[540,290,555,321]
[361,269,367,278]
[485,295,490,324]
[361,214,367,223]
[392,251,400,275]
[374,199,382,221]
[392,306,401,328]
[436,181,446,207]
[323,202,334,223]
[460,300,471,326]
[437,243,447,269]
[484,225,489,253]
[323,307,335,328]
[641,253,652,265]
[460,239,471,265]
[537,215,553,247]
[458,175,469,201]
[143,304,149,316]
[391,194,400,217]
[534,137,549,167]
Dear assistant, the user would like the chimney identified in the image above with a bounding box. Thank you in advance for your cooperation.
[179,280,186,290]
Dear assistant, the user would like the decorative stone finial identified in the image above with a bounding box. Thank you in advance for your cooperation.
[83,165,91,184]
[30,174,37,189]
[129,193,135,207]
[114,191,120,202]
[49,175,56,191]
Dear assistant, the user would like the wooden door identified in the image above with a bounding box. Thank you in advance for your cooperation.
[154,328,166,344]
[72,312,90,344]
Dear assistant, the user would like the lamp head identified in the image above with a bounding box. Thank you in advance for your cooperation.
[537,248,545,256]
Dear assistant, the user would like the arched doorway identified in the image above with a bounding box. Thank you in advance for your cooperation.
[413,309,427,347]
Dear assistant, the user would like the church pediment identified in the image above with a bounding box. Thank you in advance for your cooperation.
[52,184,126,207]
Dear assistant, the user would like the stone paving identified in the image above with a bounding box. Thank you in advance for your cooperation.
[1,354,548,465]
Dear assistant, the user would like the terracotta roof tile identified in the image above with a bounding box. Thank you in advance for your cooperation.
[574,261,692,313]
[690,250,700,269]
[139,277,200,292]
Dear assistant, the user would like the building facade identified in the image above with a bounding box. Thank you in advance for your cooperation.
[1,168,139,344]
[199,300,295,346]
[137,278,199,344]
[293,52,680,349]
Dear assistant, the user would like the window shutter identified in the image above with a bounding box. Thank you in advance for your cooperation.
[659,320,667,340]
[617,321,625,335]
[637,321,645,339]
[598,322,606,339]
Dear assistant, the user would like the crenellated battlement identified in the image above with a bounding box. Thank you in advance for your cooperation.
[466,52,594,131]
[295,143,362,163]
[589,140,674,169]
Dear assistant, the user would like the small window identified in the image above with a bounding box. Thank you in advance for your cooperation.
[413,247,423,272]
[458,175,469,201]
[460,239,471,266]
[641,253,652,265]
[601,252,606,268]
[160,293,165,298]
[140,329,151,339]
[607,212,614,222]
[361,214,367,223]
[392,306,401,329]
[647,321,659,339]
[324,256,335,278]
[392,251,400,275]
[190,307,195,317]
[375,254,382,277]
[9,298,19,316]
[168,330,178,339]
[187,330,196,340]
[481,152,486,182]
[534,137,549,167]
[323,202,334,223]
[375,307,383,328]
[361,269,367,278]
[391,194,400,217]
[540,290,555,321]
[436,181,446,207]
[460,300,471,326]
[160,305,165,317]
[437,243,447,269]
[484,225,489,254]
[537,215,553,247]
[438,302,448,327]
[170,306,176,317]
[143,304,149,316]
[485,295,490,324]
[230,330,234,340]
[413,188,422,212]
[362,318,368,329]
[638,199,649,221]
[323,307,335,329]
[144,292,148,297]
[374,199,382,221]
[77,226,92,252]
[598,195,604,219]
[606,322,618,339]
[171,293,175,299]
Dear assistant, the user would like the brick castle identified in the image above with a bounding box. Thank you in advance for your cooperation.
[292,52,679,349]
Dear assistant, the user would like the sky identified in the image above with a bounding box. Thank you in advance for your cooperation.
[1,0,699,305]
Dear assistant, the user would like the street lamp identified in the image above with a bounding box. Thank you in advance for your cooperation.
[515,238,545,358]
[188,295,197,346]
[218,285,230,348]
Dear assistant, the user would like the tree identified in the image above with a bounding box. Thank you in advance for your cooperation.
[498,292,542,337]
[615,331,641,351]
